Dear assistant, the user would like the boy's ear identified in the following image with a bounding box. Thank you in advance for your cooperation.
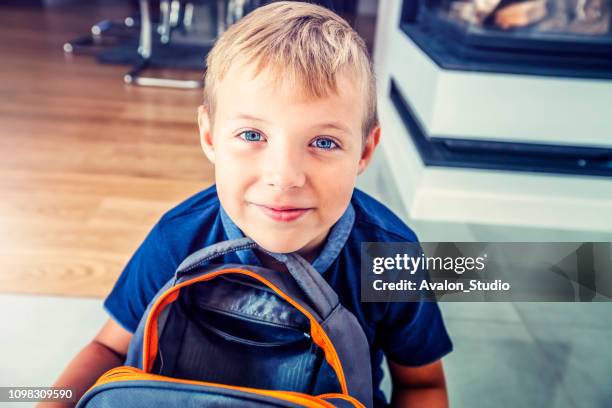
[198,105,215,164]
[357,125,381,175]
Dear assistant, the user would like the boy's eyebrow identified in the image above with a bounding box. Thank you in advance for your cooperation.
[231,113,269,123]
[230,114,351,135]
[310,122,351,134]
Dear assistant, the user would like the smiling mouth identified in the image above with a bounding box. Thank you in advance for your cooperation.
[252,203,313,222]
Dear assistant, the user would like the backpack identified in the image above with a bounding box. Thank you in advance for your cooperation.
[76,237,373,407]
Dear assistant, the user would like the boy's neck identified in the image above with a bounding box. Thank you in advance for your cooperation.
[254,238,325,273]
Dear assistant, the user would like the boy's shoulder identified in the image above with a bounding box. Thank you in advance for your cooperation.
[350,188,419,243]
[160,183,220,224]
[149,184,224,265]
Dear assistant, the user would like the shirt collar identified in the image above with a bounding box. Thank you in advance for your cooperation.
[219,201,355,274]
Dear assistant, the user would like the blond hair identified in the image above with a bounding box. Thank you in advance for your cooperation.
[203,1,378,139]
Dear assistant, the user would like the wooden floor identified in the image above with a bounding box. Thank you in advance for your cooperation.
[0,3,214,298]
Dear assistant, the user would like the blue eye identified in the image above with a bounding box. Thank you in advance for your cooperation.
[312,138,338,150]
[239,130,263,142]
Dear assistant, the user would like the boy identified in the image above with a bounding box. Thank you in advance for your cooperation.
[43,2,452,407]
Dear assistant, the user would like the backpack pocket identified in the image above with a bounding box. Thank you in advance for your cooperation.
[77,366,363,408]
[152,276,331,394]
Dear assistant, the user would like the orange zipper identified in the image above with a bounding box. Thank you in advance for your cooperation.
[318,393,366,408]
[84,366,363,407]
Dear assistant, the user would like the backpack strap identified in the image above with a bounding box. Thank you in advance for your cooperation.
[175,237,338,319]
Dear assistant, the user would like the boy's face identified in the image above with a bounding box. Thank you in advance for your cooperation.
[198,62,379,256]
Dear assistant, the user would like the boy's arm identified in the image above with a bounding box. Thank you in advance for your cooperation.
[388,358,449,408]
[37,318,132,408]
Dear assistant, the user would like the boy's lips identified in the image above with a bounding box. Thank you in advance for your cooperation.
[252,203,313,222]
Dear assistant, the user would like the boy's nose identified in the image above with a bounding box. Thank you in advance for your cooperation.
[262,145,306,190]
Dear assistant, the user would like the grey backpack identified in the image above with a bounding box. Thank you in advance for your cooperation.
[77,237,373,407]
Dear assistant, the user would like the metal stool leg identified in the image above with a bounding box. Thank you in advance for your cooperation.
[124,0,204,89]
[137,0,153,59]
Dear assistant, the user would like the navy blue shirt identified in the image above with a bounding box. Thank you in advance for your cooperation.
[104,184,453,407]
